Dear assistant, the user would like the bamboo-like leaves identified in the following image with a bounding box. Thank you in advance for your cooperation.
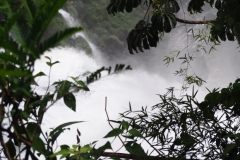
[27,0,68,44]
[86,64,132,84]
[39,27,83,53]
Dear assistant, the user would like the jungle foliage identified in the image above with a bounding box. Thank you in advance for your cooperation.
[0,0,124,159]
[106,0,240,54]
[0,1,133,158]
[73,0,144,56]
[1,0,240,160]
[102,0,240,159]
[108,79,240,159]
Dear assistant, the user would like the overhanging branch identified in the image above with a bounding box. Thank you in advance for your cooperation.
[101,152,198,159]
[176,17,216,24]
[101,152,165,160]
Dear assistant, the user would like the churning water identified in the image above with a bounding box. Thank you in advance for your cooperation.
[34,8,240,152]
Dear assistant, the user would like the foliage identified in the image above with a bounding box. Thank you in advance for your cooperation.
[0,0,88,159]
[73,0,144,56]
[0,1,133,157]
[108,79,240,159]
[42,14,69,43]
[1,0,240,159]
[106,0,240,54]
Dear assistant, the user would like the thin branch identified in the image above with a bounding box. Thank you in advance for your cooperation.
[143,1,151,22]
[19,117,32,142]
[143,137,162,155]
[176,17,215,24]
[0,132,12,160]
[105,97,124,145]
[101,152,167,160]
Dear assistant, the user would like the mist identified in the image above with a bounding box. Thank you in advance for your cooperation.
[34,7,240,154]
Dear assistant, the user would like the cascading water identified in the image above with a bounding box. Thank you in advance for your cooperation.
[34,7,240,154]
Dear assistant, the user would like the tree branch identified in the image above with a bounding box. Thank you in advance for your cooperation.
[176,17,215,24]
[0,132,12,160]
[101,152,198,159]
[101,152,163,160]
[105,97,125,145]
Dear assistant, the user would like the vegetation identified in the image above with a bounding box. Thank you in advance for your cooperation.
[106,0,240,53]
[0,0,90,159]
[0,0,240,160]
[101,0,240,159]
[73,0,145,57]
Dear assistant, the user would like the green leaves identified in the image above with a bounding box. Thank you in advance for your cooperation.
[104,128,123,138]
[54,80,72,99]
[64,93,76,111]
[223,143,236,155]
[32,136,47,155]
[6,140,16,158]
[71,77,89,91]
[111,79,240,159]
[129,128,143,138]
[49,121,83,146]
[28,0,68,43]
[106,0,142,15]
[39,27,83,53]
[45,56,60,67]
[125,142,146,157]
[52,78,91,111]
[50,144,92,158]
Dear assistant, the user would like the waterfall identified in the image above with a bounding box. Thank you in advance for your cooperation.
[58,9,105,62]
[34,8,240,155]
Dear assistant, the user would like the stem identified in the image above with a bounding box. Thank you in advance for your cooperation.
[0,131,12,160]
[175,17,215,24]
[143,1,151,22]
[101,152,166,160]
[105,97,124,145]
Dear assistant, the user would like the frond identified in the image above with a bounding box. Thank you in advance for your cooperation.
[27,0,68,44]
[39,27,83,53]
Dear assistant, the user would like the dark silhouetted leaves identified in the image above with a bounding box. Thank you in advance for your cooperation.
[49,121,83,145]
[63,93,76,111]
[125,142,147,157]
[129,128,143,137]
[32,136,47,155]
[188,0,205,14]
[127,20,159,54]
[6,140,16,158]
[104,128,123,138]
[106,0,142,15]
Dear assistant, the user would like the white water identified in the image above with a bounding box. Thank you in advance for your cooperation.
[33,8,240,155]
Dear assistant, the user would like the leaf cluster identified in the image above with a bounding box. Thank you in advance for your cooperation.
[86,64,132,84]
[109,79,240,159]
[0,0,85,159]
[107,0,240,54]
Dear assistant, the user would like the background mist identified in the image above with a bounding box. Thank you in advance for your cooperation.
[34,6,240,152]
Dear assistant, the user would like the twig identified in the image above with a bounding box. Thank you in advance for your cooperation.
[105,97,124,145]
[0,132,12,160]
[143,1,151,22]
[101,152,166,160]
[143,137,162,155]
[176,17,215,24]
